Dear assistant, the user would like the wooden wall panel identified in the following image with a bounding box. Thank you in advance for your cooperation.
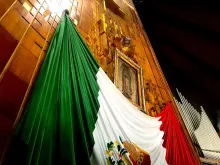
[0,0,15,18]
[0,71,28,157]
[82,0,94,18]
[14,1,34,24]
[9,45,38,84]
[0,71,28,122]
[0,114,13,159]
[33,13,51,39]
[29,0,41,10]
[0,8,29,41]
[22,27,44,58]
[0,25,18,73]
[79,14,93,34]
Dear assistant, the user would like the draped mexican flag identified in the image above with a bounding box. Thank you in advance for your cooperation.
[6,11,199,165]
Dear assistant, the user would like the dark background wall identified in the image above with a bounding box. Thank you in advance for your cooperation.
[134,1,220,131]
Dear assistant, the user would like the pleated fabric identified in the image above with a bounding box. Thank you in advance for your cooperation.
[5,11,199,165]
[158,103,199,165]
[7,12,100,165]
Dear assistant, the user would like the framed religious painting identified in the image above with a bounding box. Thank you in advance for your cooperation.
[114,48,146,112]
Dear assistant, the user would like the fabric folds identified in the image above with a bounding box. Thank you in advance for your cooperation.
[6,13,100,165]
[4,12,199,165]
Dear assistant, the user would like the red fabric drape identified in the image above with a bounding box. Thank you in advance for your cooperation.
[158,102,199,165]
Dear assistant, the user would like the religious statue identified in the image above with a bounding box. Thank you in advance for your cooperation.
[108,34,137,63]
[121,36,135,59]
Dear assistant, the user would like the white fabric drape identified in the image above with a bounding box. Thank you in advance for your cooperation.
[90,69,167,165]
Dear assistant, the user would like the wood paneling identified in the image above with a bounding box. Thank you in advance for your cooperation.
[0,25,18,73]
[0,27,20,151]
[82,0,94,18]
[33,13,51,39]
[79,14,93,34]
[0,0,16,18]
[0,71,28,122]
[0,71,28,157]
[29,0,41,10]
[9,45,38,84]
[0,8,29,41]
[22,27,44,58]
[14,1,34,24]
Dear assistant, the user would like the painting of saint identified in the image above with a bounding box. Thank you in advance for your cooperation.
[122,64,132,99]
[117,58,139,105]
[114,49,145,111]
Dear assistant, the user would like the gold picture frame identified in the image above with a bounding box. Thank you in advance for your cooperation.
[114,48,146,112]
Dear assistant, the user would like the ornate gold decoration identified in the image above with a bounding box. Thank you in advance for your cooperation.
[144,79,166,116]
[105,137,150,165]
[110,36,137,63]
[123,141,150,165]
[86,5,140,85]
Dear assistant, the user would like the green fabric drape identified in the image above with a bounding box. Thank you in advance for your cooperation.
[8,11,100,165]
